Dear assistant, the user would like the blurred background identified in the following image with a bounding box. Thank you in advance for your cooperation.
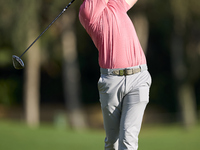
[0,0,200,149]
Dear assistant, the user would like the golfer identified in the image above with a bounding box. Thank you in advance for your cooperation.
[79,0,151,149]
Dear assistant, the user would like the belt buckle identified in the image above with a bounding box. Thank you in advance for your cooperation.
[119,70,124,76]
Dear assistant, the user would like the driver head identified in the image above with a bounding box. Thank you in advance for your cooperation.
[12,55,24,69]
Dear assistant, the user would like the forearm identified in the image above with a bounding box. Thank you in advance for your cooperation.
[125,0,138,8]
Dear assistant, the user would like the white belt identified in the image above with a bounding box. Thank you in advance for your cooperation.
[100,64,147,76]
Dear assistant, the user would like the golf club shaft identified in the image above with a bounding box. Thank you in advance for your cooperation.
[19,0,75,58]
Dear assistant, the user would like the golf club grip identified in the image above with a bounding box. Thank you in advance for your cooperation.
[19,0,76,58]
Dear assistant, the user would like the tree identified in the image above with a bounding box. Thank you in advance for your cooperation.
[170,0,200,128]
[130,0,149,54]
[23,0,41,127]
[131,13,149,54]
[61,9,87,129]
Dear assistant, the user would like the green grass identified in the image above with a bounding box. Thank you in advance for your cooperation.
[139,124,200,150]
[0,120,200,150]
[0,120,105,150]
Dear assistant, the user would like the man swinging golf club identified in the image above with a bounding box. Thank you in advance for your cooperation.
[12,0,151,149]
[79,0,152,149]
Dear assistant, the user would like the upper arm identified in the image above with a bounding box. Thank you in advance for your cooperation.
[125,0,138,8]
[79,0,107,25]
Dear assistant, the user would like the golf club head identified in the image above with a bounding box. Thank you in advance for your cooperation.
[12,55,24,69]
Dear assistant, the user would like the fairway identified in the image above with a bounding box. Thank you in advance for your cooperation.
[0,120,200,150]
[139,124,200,150]
[0,120,105,150]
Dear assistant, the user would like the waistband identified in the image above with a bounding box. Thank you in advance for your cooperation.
[100,64,148,76]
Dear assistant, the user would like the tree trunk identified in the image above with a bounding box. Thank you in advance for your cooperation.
[131,13,149,54]
[170,34,197,128]
[170,0,197,128]
[178,83,197,127]
[24,0,41,127]
[61,10,87,129]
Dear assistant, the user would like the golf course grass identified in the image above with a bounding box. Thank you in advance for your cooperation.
[139,124,200,150]
[0,120,200,150]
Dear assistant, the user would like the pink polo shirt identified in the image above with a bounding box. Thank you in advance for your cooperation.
[79,0,146,69]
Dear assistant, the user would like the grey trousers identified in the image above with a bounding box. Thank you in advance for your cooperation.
[98,65,151,150]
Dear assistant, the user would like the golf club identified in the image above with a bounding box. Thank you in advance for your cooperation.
[12,0,75,69]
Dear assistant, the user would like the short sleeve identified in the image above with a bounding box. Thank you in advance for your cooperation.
[123,0,131,11]
[79,0,107,28]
